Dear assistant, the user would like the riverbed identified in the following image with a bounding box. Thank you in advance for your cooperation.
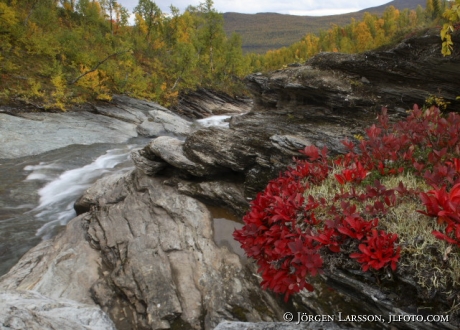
[0,115,237,276]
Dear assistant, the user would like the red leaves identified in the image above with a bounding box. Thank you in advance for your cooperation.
[300,145,328,162]
[350,230,400,272]
[334,161,369,185]
[338,215,378,240]
[313,227,342,253]
[419,183,460,222]
[235,105,460,301]
[420,183,460,247]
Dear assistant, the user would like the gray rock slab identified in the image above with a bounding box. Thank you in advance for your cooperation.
[0,290,115,330]
[270,134,312,155]
[137,110,191,137]
[0,111,137,159]
[148,136,214,176]
[0,214,102,305]
[94,105,145,124]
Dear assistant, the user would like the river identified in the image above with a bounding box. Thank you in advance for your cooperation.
[0,115,236,276]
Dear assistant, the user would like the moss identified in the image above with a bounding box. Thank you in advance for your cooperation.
[229,305,249,321]
[169,318,194,330]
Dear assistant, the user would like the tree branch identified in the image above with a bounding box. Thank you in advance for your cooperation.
[69,49,130,85]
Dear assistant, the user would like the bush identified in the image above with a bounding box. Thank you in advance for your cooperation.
[234,105,460,301]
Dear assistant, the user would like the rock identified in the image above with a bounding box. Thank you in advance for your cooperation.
[0,94,193,159]
[148,136,217,177]
[136,110,192,137]
[270,134,312,155]
[214,321,350,330]
[172,88,252,119]
[74,172,131,215]
[0,111,138,159]
[130,149,167,177]
[96,96,192,138]
[78,171,284,329]
[94,104,145,124]
[178,179,249,216]
[4,167,285,330]
[0,214,102,304]
[0,214,114,330]
[0,290,116,330]
[318,270,457,330]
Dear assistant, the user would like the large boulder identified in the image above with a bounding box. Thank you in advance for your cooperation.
[2,169,285,330]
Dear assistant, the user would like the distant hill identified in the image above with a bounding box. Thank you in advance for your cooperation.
[223,0,426,53]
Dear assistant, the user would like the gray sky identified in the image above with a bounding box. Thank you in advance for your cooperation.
[117,0,393,16]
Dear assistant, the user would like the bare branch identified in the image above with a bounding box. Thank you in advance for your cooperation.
[69,49,130,85]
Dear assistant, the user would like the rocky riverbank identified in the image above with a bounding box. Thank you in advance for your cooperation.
[1,29,460,329]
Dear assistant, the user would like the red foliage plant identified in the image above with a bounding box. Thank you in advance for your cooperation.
[234,104,460,301]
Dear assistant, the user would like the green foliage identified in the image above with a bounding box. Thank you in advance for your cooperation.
[0,0,447,107]
[0,0,252,108]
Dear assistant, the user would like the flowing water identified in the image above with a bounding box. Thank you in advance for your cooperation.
[0,139,151,276]
[0,115,237,276]
[196,115,232,128]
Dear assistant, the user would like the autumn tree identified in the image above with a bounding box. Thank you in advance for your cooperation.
[354,21,374,52]
[134,0,163,44]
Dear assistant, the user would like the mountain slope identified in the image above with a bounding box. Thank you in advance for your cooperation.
[223,0,426,53]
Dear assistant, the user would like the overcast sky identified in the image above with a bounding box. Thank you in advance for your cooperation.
[116,0,393,16]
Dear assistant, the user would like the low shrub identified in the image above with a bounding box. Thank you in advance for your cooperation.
[234,104,460,301]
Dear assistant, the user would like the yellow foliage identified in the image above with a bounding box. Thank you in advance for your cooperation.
[51,72,67,111]
[76,66,112,101]
[0,3,18,28]
[425,95,450,110]
[354,22,374,52]
[96,93,112,101]
[135,13,148,35]
[440,0,460,56]
[27,78,44,98]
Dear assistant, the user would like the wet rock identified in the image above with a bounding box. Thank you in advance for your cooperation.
[0,290,115,330]
[0,94,193,159]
